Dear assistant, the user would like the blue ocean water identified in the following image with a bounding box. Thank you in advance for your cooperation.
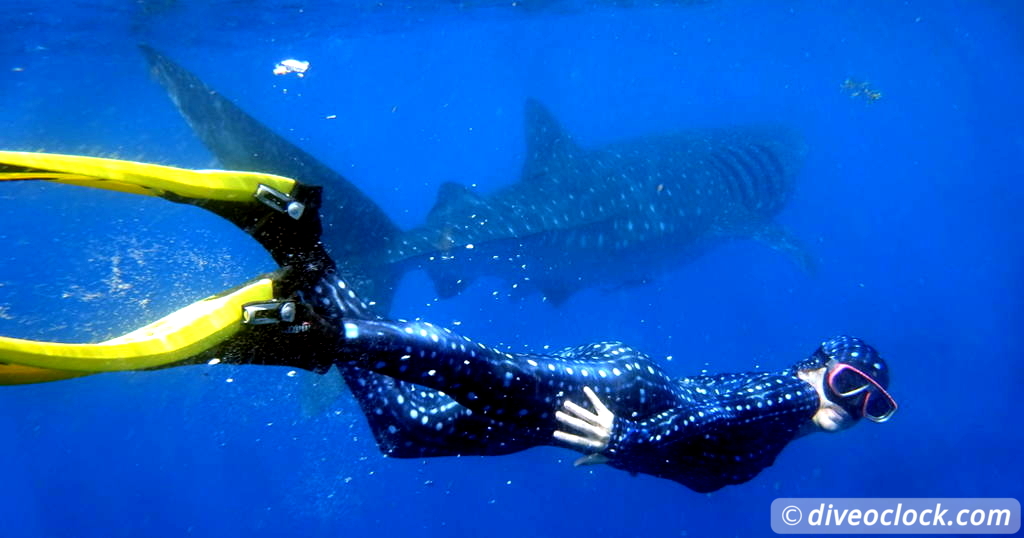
[0,1,1021,537]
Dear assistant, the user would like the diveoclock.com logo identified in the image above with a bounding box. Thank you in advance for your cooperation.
[770,498,1020,534]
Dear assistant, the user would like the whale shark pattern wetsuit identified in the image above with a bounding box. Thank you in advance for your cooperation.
[273,269,822,493]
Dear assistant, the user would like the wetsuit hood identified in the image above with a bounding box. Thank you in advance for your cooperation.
[795,335,889,389]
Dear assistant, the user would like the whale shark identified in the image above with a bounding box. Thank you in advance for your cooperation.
[141,46,812,312]
[138,46,813,459]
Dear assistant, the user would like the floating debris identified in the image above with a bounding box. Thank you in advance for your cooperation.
[273,59,309,77]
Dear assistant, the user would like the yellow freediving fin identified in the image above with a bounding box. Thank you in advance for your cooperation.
[0,278,276,385]
[0,364,94,386]
[0,151,329,385]
[0,150,296,203]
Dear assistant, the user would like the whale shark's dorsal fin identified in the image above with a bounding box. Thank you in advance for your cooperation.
[521,99,582,183]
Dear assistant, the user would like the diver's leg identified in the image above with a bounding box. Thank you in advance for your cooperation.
[339,366,545,457]
[337,319,681,430]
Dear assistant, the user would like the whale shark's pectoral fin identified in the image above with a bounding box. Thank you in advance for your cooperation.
[297,364,346,419]
[425,265,474,299]
[426,181,485,224]
[539,278,581,307]
[420,182,485,298]
[599,277,655,295]
[752,224,818,275]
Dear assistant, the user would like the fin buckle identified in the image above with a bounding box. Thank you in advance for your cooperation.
[255,184,305,220]
[242,300,297,325]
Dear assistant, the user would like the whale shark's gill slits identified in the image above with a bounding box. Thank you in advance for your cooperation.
[706,156,736,202]
[750,143,785,180]
[716,153,754,210]
[705,153,748,210]
[716,149,757,211]
[746,143,786,205]
[720,148,763,211]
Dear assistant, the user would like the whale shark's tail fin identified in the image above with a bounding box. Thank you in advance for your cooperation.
[139,45,401,312]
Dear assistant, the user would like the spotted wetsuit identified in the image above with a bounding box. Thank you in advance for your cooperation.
[281,270,822,493]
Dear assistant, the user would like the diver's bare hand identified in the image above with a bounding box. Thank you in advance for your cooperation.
[554,386,614,464]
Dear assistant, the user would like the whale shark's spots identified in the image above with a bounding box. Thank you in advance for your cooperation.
[382,116,802,306]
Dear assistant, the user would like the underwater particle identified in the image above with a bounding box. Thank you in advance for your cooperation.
[273,59,310,77]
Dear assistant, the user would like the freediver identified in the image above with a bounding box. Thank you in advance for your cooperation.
[0,152,897,492]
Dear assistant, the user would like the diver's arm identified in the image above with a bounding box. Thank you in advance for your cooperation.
[550,375,774,458]
[549,394,732,472]
[604,373,818,461]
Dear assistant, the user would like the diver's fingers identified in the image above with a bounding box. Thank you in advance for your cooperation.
[573,453,611,467]
[555,410,606,439]
[553,430,605,451]
[562,399,600,425]
[583,386,612,418]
